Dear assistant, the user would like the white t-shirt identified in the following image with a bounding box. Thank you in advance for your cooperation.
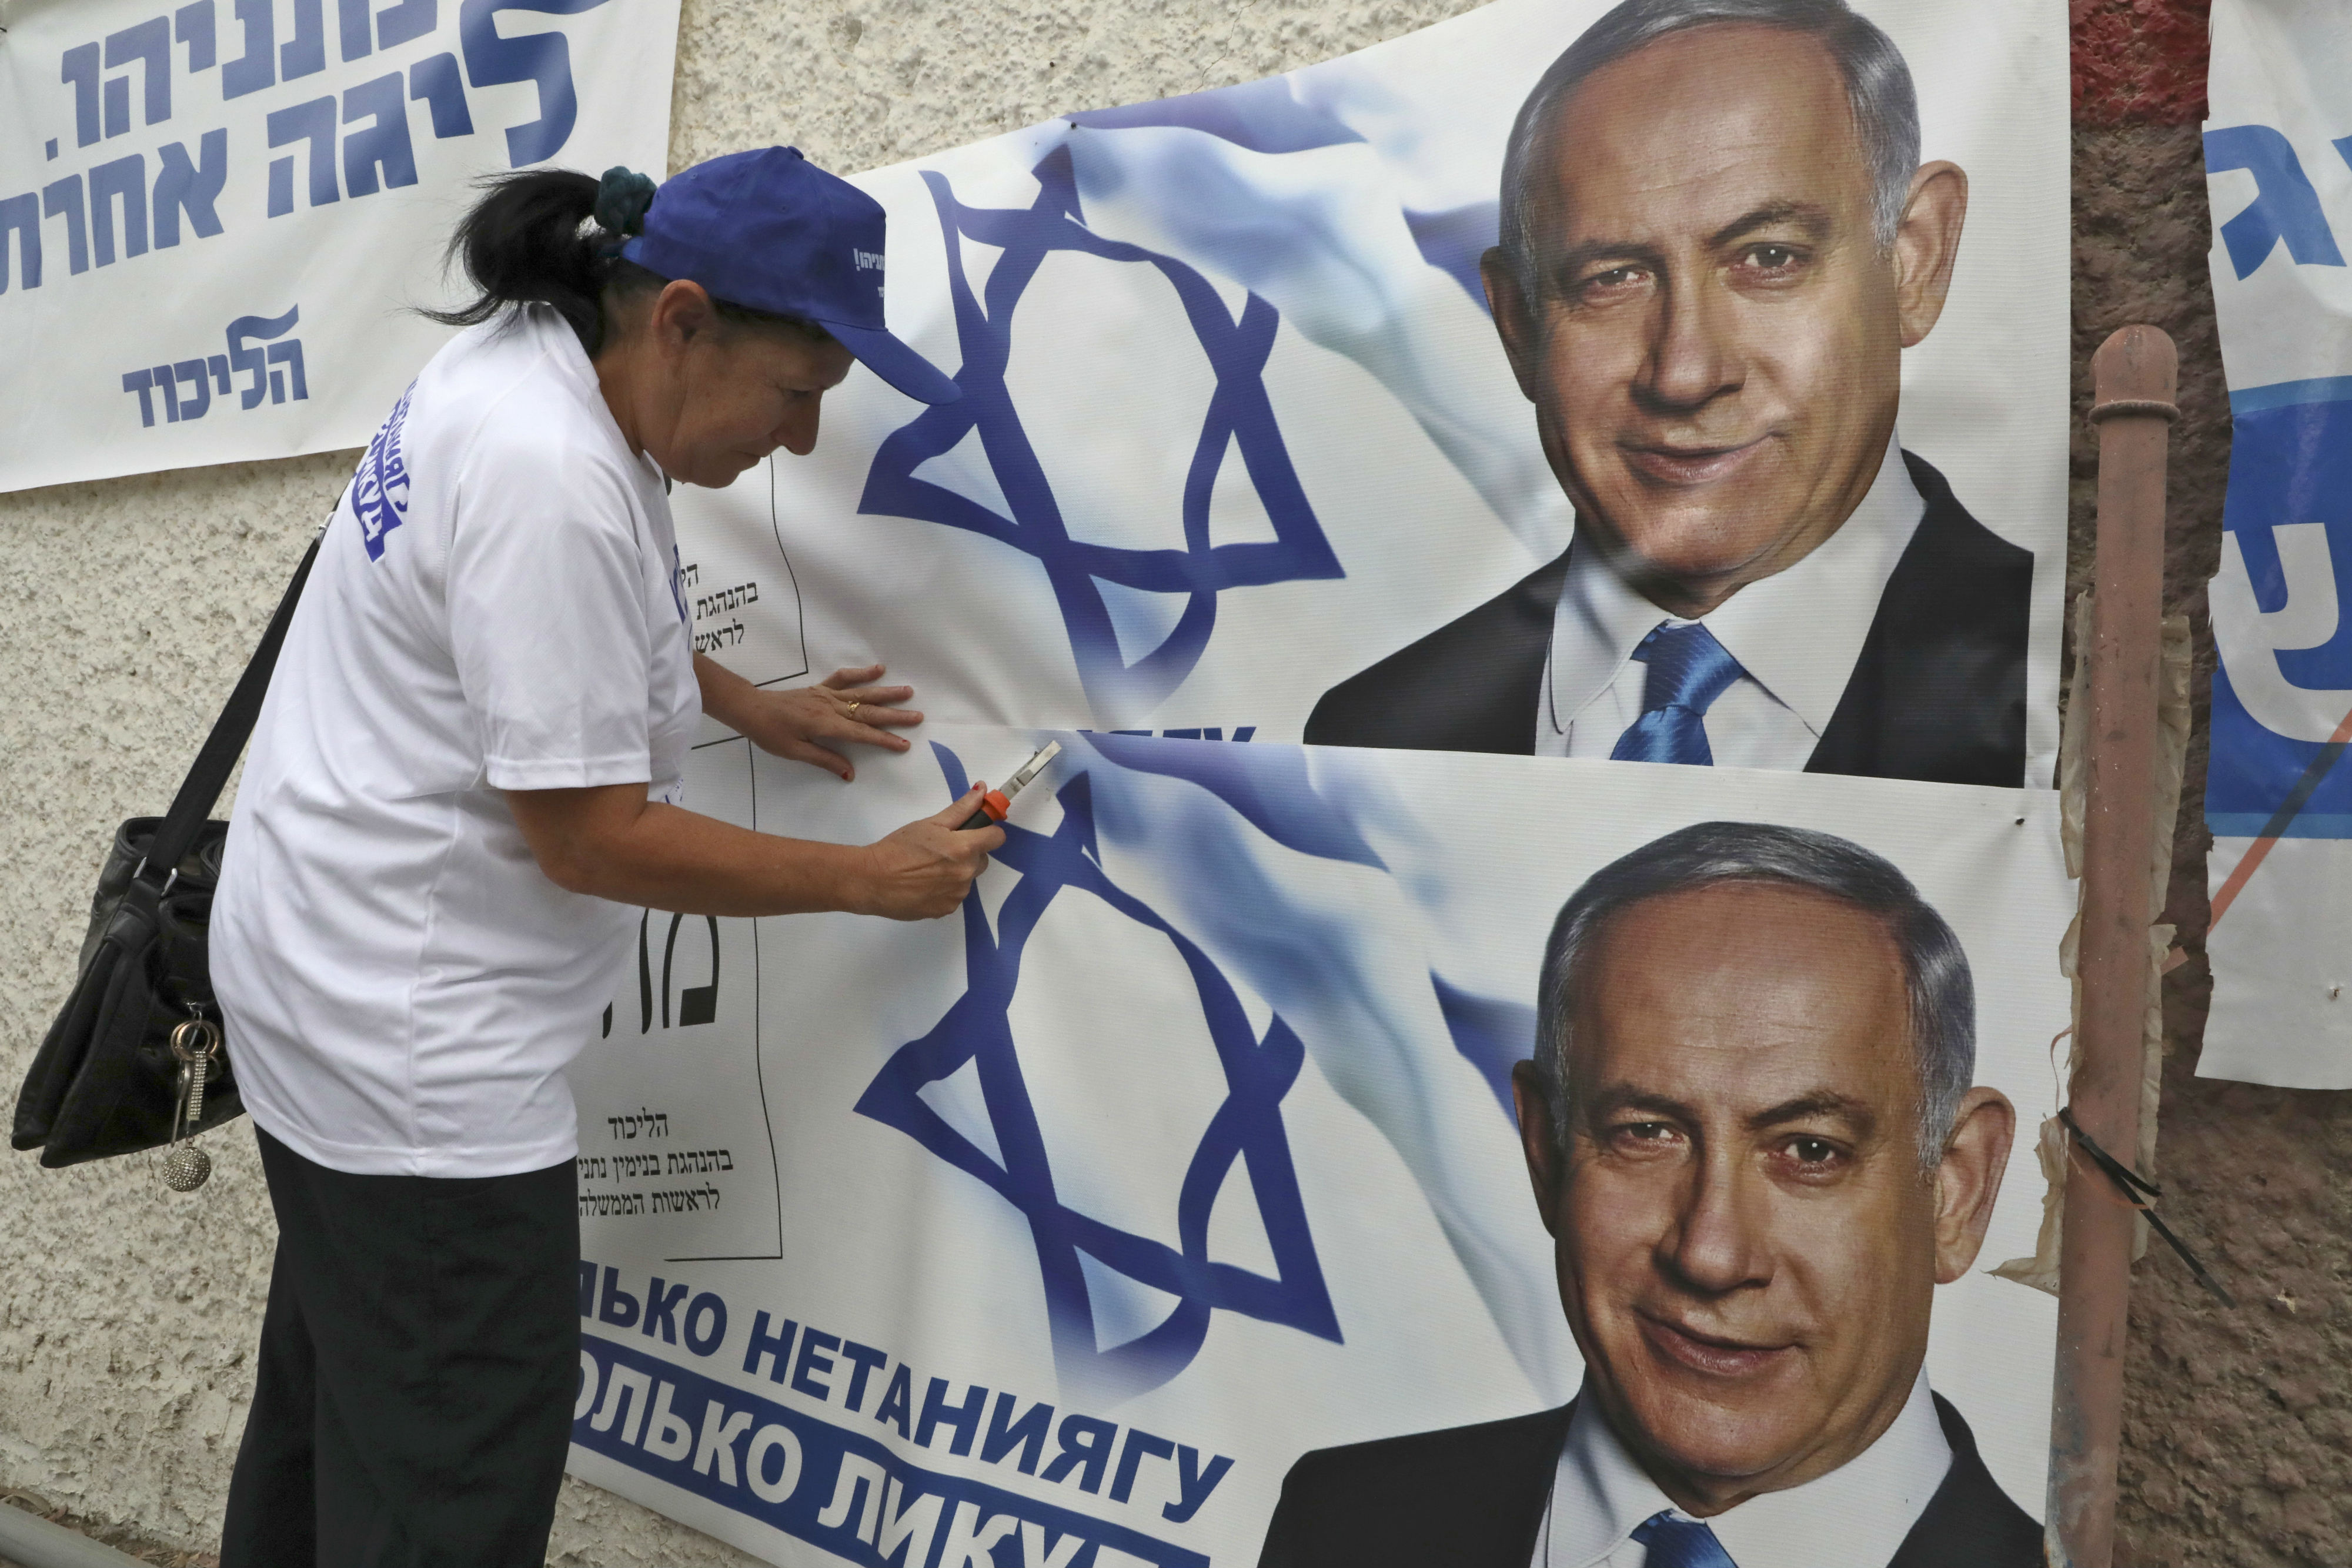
[213,305,700,1178]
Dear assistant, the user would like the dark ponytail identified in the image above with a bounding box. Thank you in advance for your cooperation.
[422,169,643,355]
[423,166,827,357]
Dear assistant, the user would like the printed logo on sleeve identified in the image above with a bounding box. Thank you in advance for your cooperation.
[853,249,884,272]
[353,383,416,561]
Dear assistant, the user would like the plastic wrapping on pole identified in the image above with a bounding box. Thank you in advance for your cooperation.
[0,1502,150,1568]
[2049,326,2178,1568]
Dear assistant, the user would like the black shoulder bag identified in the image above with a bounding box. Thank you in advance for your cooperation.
[12,533,320,1189]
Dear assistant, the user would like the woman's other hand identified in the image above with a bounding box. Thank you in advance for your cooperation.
[857,786,1004,920]
[697,656,923,780]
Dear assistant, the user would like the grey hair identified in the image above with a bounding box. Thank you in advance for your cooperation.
[1533,821,1973,1173]
[1498,0,1922,293]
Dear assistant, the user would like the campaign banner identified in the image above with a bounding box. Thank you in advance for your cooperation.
[2199,0,2352,1088]
[0,0,678,494]
[672,0,2069,788]
[564,726,2070,1566]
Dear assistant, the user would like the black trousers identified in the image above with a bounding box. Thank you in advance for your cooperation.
[220,1127,579,1567]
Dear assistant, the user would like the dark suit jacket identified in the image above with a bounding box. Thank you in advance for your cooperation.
[1258,1393,2041,1568]
[1302,454,2033,788]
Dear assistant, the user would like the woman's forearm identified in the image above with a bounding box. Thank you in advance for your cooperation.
[505,780,995,921]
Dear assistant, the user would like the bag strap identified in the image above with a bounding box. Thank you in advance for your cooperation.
[139,527,325,885]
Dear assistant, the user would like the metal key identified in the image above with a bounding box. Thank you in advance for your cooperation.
[163,1017,220,1192]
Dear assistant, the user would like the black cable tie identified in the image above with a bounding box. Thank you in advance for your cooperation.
[2057,1106,2236,1307]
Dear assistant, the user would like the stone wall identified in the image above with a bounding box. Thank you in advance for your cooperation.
[0,0,2339,1563]
[2073,4,2352,1565]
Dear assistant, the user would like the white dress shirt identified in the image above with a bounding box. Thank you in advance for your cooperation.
[1531,1369,1954,1568]
[1535,436,1926,768]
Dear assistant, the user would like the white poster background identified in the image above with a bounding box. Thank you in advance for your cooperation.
[2198,0,2352,1088]
[674,0,2069,775]
[566,730,2069,1566]
[0,0,679,494]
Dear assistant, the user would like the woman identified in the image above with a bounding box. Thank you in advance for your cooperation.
[208,147,999,1564]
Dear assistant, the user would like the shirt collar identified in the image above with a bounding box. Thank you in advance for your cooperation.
[1542,1389,1678,1568]
[1545,435,1926,739]
[1544,1369,1954,1568]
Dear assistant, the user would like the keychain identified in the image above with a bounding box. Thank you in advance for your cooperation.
[163,1014,222,1192]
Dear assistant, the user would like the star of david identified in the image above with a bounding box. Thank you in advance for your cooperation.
[857,145,1343,719]
[853,743,1341,1400]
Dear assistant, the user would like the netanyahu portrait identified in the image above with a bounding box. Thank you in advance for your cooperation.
[1259,822,2038,1567]
[1304,0,2032,787]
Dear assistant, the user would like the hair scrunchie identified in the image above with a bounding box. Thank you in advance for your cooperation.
[594,165,657,238]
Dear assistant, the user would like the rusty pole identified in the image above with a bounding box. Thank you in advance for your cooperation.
[2049,325,2178,1567]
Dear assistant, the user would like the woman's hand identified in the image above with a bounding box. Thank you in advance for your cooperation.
[855,787,1005,920]
[697,656,923,781]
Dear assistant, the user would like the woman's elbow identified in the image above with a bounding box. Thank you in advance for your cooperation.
[504,785,646,899]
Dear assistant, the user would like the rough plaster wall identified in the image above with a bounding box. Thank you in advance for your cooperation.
[2072,4,2352,1564]
[4,1,2344,1563]
[0,1,1489,1561]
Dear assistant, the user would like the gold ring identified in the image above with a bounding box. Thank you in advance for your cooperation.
[845,700,861,720]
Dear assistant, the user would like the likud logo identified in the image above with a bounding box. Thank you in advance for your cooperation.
[353,380,415,561]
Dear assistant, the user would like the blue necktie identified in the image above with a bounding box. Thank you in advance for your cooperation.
[1631,1509,1740,1567]
[1608,623,1745,766]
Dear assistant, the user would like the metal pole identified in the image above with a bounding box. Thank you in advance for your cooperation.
[2049,325,2177,1567]
[0,1502,151,1568]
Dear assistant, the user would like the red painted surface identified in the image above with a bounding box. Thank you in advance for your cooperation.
[2073,0,2212,126]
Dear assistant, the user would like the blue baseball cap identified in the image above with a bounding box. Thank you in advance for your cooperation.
[621,147,960,406]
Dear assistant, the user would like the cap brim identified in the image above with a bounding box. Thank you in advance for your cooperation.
[823,320,962,406]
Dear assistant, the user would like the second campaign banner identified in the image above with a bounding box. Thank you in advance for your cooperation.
[566,731,2070,1566]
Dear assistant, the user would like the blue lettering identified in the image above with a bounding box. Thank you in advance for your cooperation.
[2206,125,2347,279]
[42,176,88,276]
[683,1292,727,1357]
[377,0,439,50]
[1164,1445,1232,1524]
[409,50,473,138]
[104,18,173,128]
[122,369,158,428]
[61,44,102,149]
[741,1309,798,1382]
[642,1276,688,1343]
[171,358,213,420]
[153,129,228,248]
[836,1340,888,1411]
[790,1328,839,1400]
[1040,1414,1115,1493]
[596,1265,640,1329]
[458,0,609,168]
[980,1392,1053,1475]
[175,2,217,73]
[915,1378,988,1456]
[266,96,339,215]
[282,0,328,81]
[1110,1429,1172,1504]
[222,0,274,98]
[338,0,373,61]
[872,1363,913,1439]
[88,154,146,266]
[227,305,298,408]
[0,193,41,292]
[342,71,418,196]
